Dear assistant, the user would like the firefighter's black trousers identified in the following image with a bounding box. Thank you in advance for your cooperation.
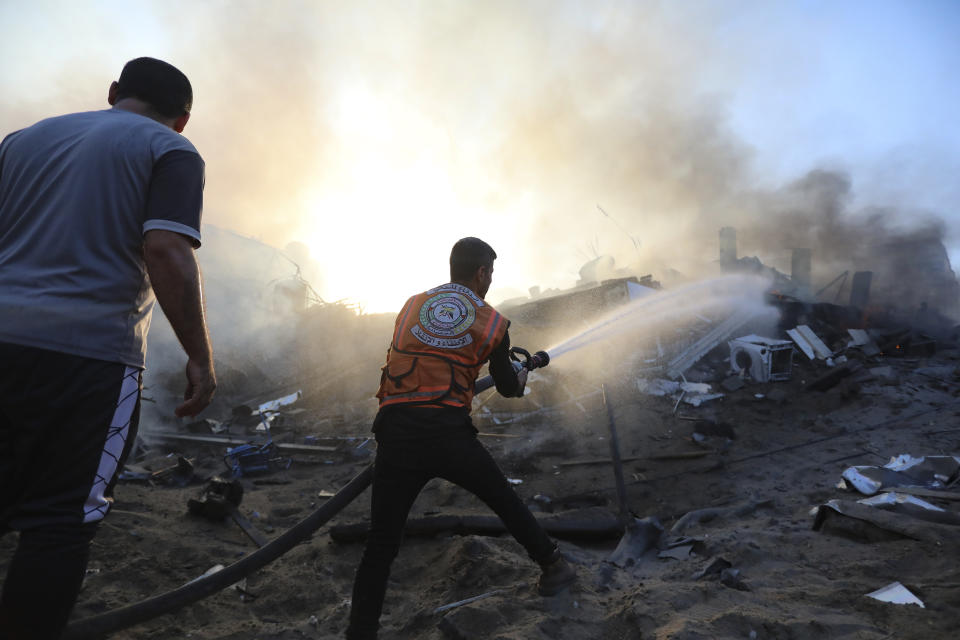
[346,411,556,640]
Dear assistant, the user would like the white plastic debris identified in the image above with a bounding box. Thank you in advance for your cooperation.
[637,378,722,406]
[885,454,928,472]
[637,378,681,396]
[865,582,925,608]
[187,564,225,585]
[842,467,883,495]
[841,454,960,495]
[257,390,303,413]
[684,393,723,407]
[858,492,945,512]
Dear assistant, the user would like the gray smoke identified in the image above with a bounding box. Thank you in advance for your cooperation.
[3,1,958,382]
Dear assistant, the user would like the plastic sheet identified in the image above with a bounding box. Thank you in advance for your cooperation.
[865,582,925,608]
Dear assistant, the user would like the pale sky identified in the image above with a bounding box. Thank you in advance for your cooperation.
[2,0,958,312]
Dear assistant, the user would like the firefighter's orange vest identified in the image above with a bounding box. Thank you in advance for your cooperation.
[377,283,509,409]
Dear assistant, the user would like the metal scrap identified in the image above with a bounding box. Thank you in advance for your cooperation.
[786,325,832,361]
[666,308,758,379]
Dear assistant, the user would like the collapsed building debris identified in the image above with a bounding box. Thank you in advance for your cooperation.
[224,438,291,477]
[840,455,960,496]
[665,309,760,379]
[813,453,960,544]
[51,221,960,639]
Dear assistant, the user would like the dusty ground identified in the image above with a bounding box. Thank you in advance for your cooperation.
[3,339,959,640]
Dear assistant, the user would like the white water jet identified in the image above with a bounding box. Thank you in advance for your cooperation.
[544,274,778,362]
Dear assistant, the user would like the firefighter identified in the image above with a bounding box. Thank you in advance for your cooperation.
[345,237,575,640]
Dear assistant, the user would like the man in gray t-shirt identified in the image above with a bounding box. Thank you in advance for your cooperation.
[0,57,216,638]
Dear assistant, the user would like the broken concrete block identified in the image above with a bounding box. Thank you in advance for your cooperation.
[869,366,899,385]
[721,376,745,392]
[805,361,862,392]
[766,388,789,404]
[847,329,881,356]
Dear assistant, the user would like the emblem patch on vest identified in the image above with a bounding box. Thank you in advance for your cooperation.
[412,292,476,349]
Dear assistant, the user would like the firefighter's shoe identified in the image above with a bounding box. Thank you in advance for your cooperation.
[537,550,576,596]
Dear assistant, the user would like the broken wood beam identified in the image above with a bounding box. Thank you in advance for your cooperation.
[149,431,337,453]
[433,589,507,614]
[558,450,711,467]
[330,509,624,543]
[230,509,269,548]
[558,456,643,467]
[805,360,862,392]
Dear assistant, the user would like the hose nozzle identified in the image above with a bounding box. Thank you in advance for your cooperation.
[509,347,550,371]
[474,346,550,395]
[527,350,550,370]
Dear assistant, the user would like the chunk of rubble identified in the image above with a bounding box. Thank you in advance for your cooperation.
[841,455,960,495]
[847,329,881,357]
[636,378,723,407]
[868,366,899,385]
[865,582,925,608]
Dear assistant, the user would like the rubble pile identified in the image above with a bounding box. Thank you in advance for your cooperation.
[8,227,959,639]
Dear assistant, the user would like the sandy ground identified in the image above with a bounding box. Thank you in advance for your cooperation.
[3,342,959,640]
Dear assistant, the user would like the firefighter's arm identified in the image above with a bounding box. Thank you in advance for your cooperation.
[488,330,525,397]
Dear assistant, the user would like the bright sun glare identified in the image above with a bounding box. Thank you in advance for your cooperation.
[299,86,526,314]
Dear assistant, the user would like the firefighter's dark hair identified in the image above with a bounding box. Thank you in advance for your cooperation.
[450,237,497,282]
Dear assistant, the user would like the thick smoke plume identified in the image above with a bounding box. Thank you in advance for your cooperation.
[3,1,958,420]
[3,1,956,311]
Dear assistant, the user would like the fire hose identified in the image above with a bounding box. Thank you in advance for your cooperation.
[63,347,550,639]
[63,464,374,639]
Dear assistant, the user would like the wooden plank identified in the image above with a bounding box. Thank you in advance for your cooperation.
[150,431,337,452]
[558,451,712,467]
[230,509,269,548]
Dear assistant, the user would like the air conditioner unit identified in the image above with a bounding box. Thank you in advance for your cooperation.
[728,335,794,382]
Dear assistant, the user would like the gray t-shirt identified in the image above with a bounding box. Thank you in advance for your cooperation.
[0,108,204,367]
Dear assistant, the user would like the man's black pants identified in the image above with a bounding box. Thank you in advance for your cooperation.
[346,429,556,640]
[0,343,141,639]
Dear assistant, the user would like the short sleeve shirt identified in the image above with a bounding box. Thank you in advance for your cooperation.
[0,109,204,367]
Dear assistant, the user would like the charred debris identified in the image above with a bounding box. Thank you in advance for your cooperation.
[70,225,960,638]
[126,224,960,556]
